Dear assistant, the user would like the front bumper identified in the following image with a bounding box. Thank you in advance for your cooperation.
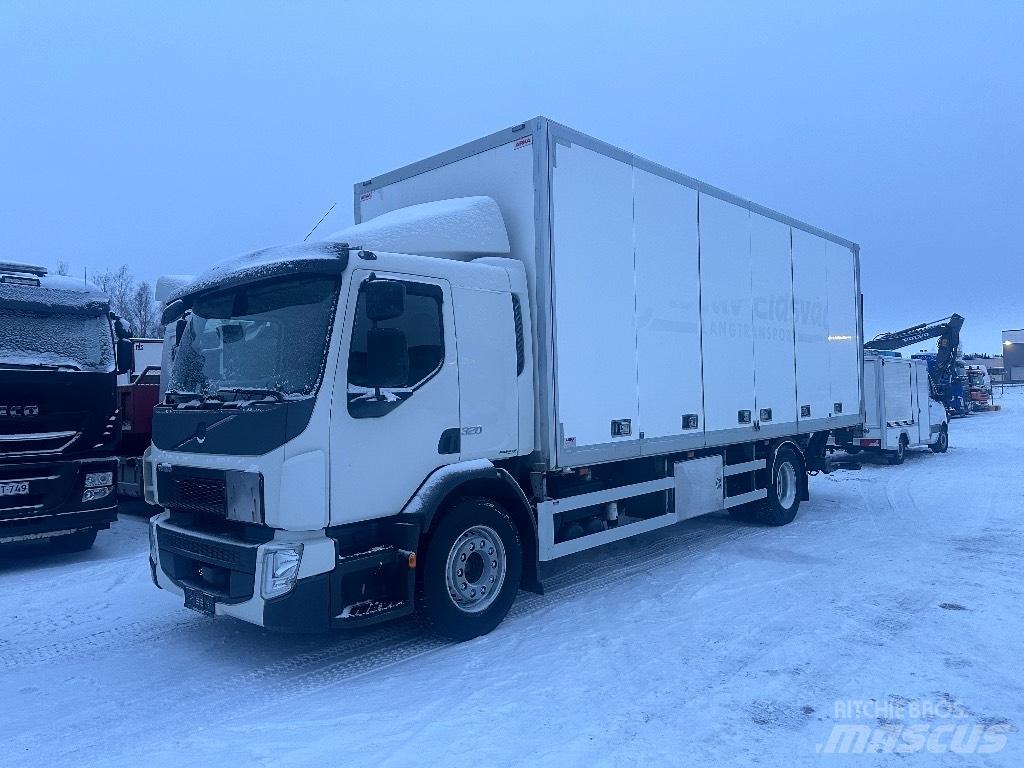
[150,513,419,632]
[0,457,118,542]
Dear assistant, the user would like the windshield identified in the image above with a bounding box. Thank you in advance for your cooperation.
[0,308,114,372]
[166,275,340,400]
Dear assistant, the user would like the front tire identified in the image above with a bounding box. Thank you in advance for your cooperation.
[50,527,98,553]
[930,426,949,453]
[756,445,803,526]
[420,497,522,641]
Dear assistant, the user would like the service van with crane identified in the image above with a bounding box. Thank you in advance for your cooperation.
[862,313,970,417]
[837,352,949,463]
[145,118,863,639]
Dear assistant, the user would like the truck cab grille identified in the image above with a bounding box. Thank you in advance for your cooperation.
[0,430,80,457]
[170,476,227,516]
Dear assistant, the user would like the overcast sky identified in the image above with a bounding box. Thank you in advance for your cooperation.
[2,1,1021,353]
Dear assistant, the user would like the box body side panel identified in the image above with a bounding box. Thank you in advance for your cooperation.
[697,193,756,437]
[548,140,639,459]
[751,212,799,428]
[633,169,704,448]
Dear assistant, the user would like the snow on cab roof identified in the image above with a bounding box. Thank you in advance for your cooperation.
[327,196,510,258]
[166,197,509,308]
[166,241,350,306]
[0,270,110,315]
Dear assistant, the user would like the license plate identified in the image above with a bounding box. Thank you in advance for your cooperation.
[184,587,217,616]
[0,482,29,497]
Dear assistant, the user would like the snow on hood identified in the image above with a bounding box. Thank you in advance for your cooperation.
[327,196,510,257]
[0,274,110,315]
[166,241,349,306]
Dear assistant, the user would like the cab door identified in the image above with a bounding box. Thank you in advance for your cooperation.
[329,269,461,524]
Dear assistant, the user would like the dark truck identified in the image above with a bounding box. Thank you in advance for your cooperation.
[0,262,133,551]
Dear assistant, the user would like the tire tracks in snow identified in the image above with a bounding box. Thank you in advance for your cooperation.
[7,516,754,760]
[0,613,207,672]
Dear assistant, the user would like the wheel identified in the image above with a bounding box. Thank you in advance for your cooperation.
[50,528,98,553]
[930,426,949,453]
[756,445,803,526]
[886,437,907,465]
[420,497,522,641]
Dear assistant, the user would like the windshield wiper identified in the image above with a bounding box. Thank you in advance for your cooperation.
[165,389,202,405]
[216,387,286,402]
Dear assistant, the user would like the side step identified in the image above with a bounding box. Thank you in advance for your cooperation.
[331,546,415,629]
[537,456,768,561]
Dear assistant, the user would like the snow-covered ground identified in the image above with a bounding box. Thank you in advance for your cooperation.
[2,391,1022,767]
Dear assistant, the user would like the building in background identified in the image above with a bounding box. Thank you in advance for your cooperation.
[1003,330,1024,382]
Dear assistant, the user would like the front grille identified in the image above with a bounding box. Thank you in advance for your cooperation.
[157,525,258,602]
[158,528,249,569]
[0,500,46,519]
[0,430,80,457]
[171,476,226,515]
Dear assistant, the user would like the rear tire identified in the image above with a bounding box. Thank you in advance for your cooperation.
[756,445,803,526]
[420,497,522,641]
[930,426,949,453]
[50,528,98,553]
[886,437,907,465]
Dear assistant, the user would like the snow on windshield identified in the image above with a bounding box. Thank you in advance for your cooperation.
[167,275,339,399]
[0,308,114,371]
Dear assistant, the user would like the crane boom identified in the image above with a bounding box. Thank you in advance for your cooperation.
[864,314,965,408]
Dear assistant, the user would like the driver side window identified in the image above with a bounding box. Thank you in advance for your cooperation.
[347,279,444,418]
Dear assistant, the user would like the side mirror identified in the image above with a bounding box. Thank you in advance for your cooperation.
[116,337,134,375]
[111,314,130,340]
[366,328,409,389]
[365,280,405,322]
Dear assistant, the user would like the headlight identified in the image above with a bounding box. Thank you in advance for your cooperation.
[82,486,113,502]
[261,544,303,599]
[85,471,113,488]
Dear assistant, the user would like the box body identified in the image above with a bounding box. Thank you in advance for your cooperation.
[356,118,863,469]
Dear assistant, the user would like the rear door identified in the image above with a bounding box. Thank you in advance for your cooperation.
[908,362,921,444]
[330,269,461,523]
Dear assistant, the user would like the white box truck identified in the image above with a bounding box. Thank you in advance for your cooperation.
[146,118,863,639]
[836,353,948,463]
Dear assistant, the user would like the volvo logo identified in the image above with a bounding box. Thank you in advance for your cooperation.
[195,422,207,444]
[0,405,39,417]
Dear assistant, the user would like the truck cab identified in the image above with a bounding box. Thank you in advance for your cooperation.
[147,201,533,636]
[0,262,132,550]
